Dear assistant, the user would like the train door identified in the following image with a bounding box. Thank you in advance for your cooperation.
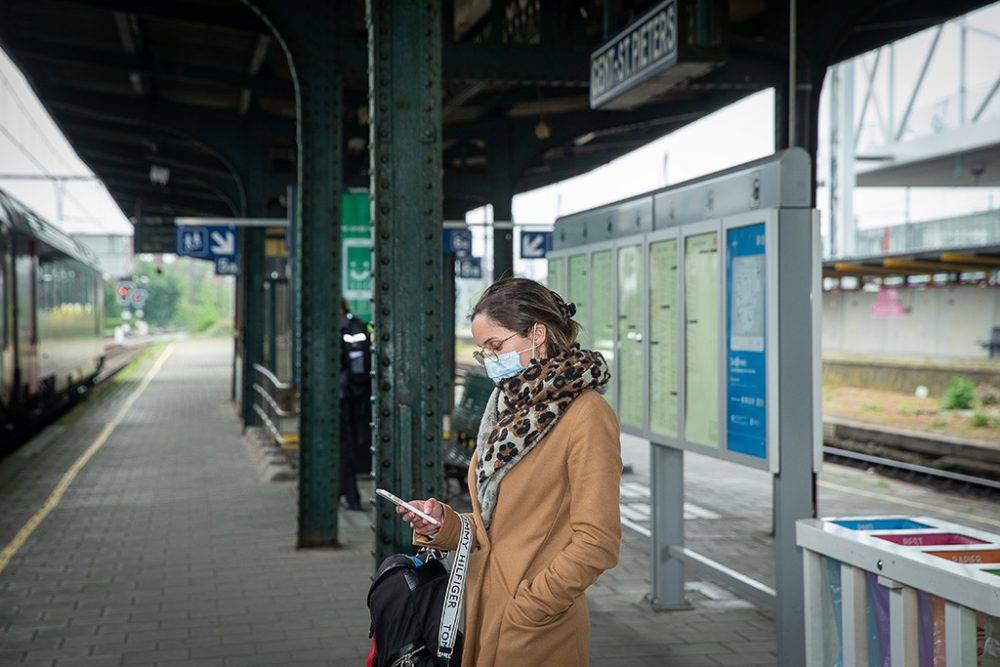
[14,234,38,399]
[0,232,11,406]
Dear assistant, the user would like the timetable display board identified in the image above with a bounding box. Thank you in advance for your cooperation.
[568,254,590,348]
[554,208,790,473]
[617,242,644,432]
[648,237,679,439]
[591,248,616,411]
[725,223,767,460]
[683,229,719,449]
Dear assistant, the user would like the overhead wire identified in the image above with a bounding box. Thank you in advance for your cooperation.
[0,66,102,224]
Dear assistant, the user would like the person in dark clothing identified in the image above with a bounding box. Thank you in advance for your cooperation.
[340,299,371,511]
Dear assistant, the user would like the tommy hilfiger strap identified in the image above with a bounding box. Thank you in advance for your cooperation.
[437,515,472,664]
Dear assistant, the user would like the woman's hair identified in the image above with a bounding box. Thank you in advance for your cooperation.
[471,278,580,357]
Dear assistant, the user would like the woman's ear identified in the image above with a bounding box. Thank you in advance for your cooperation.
[533,323,548,347]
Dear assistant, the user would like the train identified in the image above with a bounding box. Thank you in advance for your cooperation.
[0,187,105,445]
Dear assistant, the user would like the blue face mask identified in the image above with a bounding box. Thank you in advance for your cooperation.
[483,329,537,383]
[484,349,528,382]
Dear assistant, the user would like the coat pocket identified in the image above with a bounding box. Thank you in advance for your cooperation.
[505,579,566,627]
[496,584,578,665]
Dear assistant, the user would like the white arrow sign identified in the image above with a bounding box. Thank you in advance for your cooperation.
[210,230,236,256]
[522,235,545,257]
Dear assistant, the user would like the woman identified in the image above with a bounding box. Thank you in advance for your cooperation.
[398,277,622,667]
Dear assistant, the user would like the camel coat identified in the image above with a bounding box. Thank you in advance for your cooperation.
[415,388,622,667]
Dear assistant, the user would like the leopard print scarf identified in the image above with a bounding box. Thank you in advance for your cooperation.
[475,346,610,529]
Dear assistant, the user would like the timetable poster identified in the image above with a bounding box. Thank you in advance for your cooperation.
[547,257,565,296]
[649,239,678,438]
[568,254,589,347]
[591,250,616,411]
[725,223,767,460]
[684,232,719,448]
[617,244,643,430]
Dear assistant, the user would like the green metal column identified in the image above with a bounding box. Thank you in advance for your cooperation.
[246,0,344,547]
[442,252,456,418]
[492,196,514,280]
[238,114,278,429]
[241,227,267,426]
[368,0,444,564]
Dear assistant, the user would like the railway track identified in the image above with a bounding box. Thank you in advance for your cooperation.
[823,444,1000,500]
[3,341,153,453]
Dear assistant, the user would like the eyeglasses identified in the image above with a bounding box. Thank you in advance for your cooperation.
[472,332,519,366]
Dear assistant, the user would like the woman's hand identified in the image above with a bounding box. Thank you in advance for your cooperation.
[396,498,444,536]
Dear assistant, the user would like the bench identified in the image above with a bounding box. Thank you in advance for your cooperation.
[443,372,494,491]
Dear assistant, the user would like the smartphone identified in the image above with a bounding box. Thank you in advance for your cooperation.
[375,488,441,526]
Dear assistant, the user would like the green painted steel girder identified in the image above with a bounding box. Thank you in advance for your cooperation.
[40,86,297,137]
[71,141,244,214]
[368,0,444,565]
[15,35,591,94]
[244,0,344,548]
[68,0,269,33]
[14,42,291,96]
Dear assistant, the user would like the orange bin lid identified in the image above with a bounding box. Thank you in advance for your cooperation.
[927,550,1000,565]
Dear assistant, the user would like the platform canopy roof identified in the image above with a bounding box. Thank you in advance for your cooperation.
[1,0,995,219]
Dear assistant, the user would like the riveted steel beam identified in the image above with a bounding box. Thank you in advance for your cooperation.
[368,0,443,564]
[244,0,344,548]
[14,41,291,96]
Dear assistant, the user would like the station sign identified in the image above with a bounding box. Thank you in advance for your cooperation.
[443,228,473,257]
[520,231,553,259]
[342,193,373,322]
[590,0,678,109]
[176,225,239,261]
[457,257,482,279]
[343,239,372,298]
[215,257,240,276]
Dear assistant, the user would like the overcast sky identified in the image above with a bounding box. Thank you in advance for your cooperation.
[2,2,1000,243]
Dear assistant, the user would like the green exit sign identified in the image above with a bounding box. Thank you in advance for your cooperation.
[342,193,372,322]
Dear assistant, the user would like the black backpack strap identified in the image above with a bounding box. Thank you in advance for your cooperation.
[386,642,426,667]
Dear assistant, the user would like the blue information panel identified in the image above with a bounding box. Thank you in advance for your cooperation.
[176,226,239,261]
[457,256,482,279]
[725,224,767,460]
[443,229,473,258]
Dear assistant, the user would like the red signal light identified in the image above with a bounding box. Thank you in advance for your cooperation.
[118,287,128,297]
[133,293,143,303]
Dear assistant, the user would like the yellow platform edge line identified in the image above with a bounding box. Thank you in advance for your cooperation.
[0,343,177,574]
[819,479,1000,530]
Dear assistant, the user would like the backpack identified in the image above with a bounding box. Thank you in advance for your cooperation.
[367,517,472,667]
[341,315,371,397]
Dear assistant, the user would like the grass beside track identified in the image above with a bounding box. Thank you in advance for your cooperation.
[0,343,164,493]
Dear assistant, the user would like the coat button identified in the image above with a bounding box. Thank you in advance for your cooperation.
[475,540,481,550]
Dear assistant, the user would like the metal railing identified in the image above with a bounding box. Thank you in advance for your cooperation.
[251,363,299,448]
[851,210,1000,259]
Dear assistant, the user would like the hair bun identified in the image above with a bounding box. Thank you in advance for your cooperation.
[566,302,577,318]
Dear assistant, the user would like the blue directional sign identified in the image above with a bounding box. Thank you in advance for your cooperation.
[178,227,209,258]
[443,229,473,258]
[457,257,482,279]
[176,226,239,261]
[520,231,553,259]
[725,223,767,460]
[215,257,240,276]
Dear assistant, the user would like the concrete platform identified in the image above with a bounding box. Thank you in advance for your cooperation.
[2,338,997,666]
